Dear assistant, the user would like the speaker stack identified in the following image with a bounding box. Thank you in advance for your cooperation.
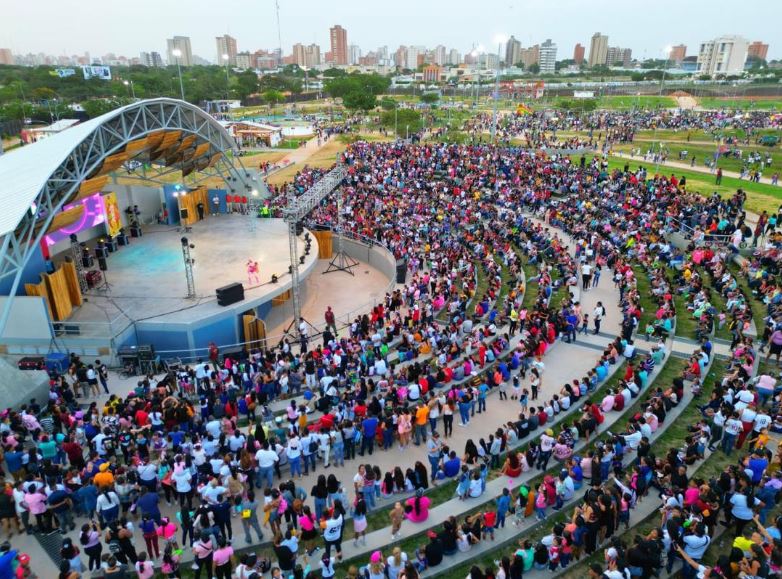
[216,282,245,306]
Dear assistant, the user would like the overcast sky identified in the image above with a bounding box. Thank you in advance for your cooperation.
[2,0,780,62]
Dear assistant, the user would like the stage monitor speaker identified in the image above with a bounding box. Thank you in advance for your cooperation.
[216,282,245,306]
[95,247,107,259]
[395,259,407,284]
[130,225,142,238]
[117,234,129,246]
[97,257,108,271]
[180,208,189,221]
[82,255,94,268]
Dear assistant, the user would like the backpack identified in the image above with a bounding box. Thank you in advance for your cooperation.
[308,438,319,454]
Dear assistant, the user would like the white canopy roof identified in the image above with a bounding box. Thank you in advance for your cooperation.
[0,102,138,238]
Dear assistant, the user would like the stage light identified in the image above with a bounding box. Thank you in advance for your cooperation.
[271,274,278,283]
[288,265,293,274]
[69,233,78,243]
[299,256,305,265]
[251,189,258,197]
[181,237,189,246]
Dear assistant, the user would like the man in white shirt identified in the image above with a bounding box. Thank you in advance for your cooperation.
[254,442,279,489]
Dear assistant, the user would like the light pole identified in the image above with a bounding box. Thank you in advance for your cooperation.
[658,46,672,97]
[491,34,507,143]
[172,48,185,101]
[123,79,136,99]
[222,53,231,99]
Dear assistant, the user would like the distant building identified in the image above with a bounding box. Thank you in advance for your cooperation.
[348,44,361,65]
[448,48,461,66]
[748,41,769,61]
[573,43,585,64]
[405,46,422,70]
[329,25,348,65]
[697,35,748,75]
[606,46,632,67]
[167,36,193,66]
[140,51,164,67]
[670,44,687,64]
[505,36,522,67]
[681,56,698,72]
[539,39,557,73]
[235,52,252,69]
[216,34,238,65]
[293,43,321,68]
[422,65,443,83]
[588,32,609,67]
[0,48,13,65]
[432,45,447,66]
[519,45,540,70]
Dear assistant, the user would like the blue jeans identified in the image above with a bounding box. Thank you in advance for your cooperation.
[477,398,486,412]
[314,497,327,521]
[459,407,470,425]
[331,444,344,466]
[429,417,437,433]
[289,456,302,478]
[256,466,274,489]
[428,455,440,481]
[363,487,376,510]
[303,453,316,473]
[721,433,737,455]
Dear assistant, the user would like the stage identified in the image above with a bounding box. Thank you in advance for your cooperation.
[44,214,396,361]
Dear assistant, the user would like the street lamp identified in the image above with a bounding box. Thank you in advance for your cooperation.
[491,34,507,143]
[123,79,136,99]
[659,46,672,97]
[172,48,185,101]
[222,53,231,99]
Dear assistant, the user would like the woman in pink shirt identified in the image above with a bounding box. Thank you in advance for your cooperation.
[404,489,431,523]
[212,535,234,579]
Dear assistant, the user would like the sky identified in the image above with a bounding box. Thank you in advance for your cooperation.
[2,0,780,62]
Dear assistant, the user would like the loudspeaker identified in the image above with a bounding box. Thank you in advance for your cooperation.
[216,282,245,306]
[82,255,94,268]
[130,225,142,238]
[395,259,407,284]
[117,233,129,246]
[180,208,189,221]
[95,246,107,259]
[98,257,108,271]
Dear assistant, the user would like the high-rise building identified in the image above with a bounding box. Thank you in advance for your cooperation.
[293,43,321,68]
[405,46,422,70]
[394,46,407,69]
[519,45,540,69]
[433,45,447,66]
[329,25,348,65]
[140,51,164,67]
[505,36,522,67]
[588,32,609,67]
[0,48,13,65]
[235,52,252,69]
[539,39,557,73]
[216,34,238,65]
[448,48,461,66]
[696,35,748,75]
[748,41,769,61]
[348,45,361,65]
[376,46,389,66]
[669,45,687,64]
[606,46,632,67]
[573,43,585,64]
[167,36,193,66]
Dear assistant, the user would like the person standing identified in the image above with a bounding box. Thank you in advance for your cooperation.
[324,307,337,337]
[593,302,605,335]
[426,432,443,483]
[581,262,592,291]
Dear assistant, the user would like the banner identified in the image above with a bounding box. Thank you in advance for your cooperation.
[82,65,112,80]
[103,192,122,237]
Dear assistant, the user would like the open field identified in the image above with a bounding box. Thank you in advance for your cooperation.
[698,96,782,110]
[265,139,346,186]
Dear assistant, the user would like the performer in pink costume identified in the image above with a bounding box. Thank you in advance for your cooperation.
[246,260,261,285]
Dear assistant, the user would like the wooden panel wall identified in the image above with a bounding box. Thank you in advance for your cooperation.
[25,280,53,320]
[312,230,333,258]
[61,260,83,307]
[272,289,291,306]
[43,268,73,320]
[176,188,210,225]
[242,314,267,352]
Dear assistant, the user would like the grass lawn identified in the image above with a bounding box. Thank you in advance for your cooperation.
[604,156,782,216]
[274,136,312,149]
[698,96,782,111]
[265,139,347,186]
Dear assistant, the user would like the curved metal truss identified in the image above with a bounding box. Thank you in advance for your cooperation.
[0,98,254,337]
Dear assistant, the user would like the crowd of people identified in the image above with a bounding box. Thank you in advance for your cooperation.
[2,133,782,579]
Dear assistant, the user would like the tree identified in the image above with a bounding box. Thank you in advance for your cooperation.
[81,98,131,119]
[263,90,285,107]
[343,90,377,111]
[420,92,439,104]
[380,108,423,137]
[380,97,398,110]
[528,63,541,74]
[235,70,260,103]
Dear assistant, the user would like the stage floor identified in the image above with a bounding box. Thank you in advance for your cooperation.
[62,216,316,333]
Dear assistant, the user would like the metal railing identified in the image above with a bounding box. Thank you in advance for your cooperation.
[666,217,736,246]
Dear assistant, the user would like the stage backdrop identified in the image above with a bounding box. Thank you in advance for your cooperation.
[103,191,122,237]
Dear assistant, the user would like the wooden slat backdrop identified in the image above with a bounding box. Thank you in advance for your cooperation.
[43,267,73,320]
[61,260,83,307]
[177,188,209,225]
[25,280,53,320]
[242,314,266,352]
[46,205,85,234]
[312,229,333,258]
[272,289,291,306]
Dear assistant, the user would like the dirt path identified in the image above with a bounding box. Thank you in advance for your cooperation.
[675,95,698,110]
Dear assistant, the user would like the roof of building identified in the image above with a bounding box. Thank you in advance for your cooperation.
[27,119,81,133]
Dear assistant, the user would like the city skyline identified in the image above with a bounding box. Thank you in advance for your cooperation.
[2,0,781,62]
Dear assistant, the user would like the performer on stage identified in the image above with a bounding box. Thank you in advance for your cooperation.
[246,259,261,285]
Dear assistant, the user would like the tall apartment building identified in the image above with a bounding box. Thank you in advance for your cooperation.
[669,44,687,64]
[748,41,769,61]
[505,36,522,67]
[348,45,361,65]
[216,34,238,65]
[573,43,585,64]
[140,51,164,67]
[519,45,540,70]
[448,49,461,66]
[292,43,321,68]
[433,45,447,66]
[166,36,192,66]
[0,48,14,65]
[539,39,557,73]
[405,46,423,70]
[329,25,348,65]
[588,32,609,67]
[696,35,748,75]
[235,52,252,69]
[394,46,407,69]
[606,46,632,67]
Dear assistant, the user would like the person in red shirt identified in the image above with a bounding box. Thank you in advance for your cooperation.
[62,435,85,470]
[135,408,149,427]
[482,510,497,540]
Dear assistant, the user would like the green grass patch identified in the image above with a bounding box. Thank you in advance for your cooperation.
[726,261,767,334]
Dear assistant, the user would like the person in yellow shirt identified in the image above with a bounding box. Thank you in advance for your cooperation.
[414,403,429,446]
[93,462,115,490]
